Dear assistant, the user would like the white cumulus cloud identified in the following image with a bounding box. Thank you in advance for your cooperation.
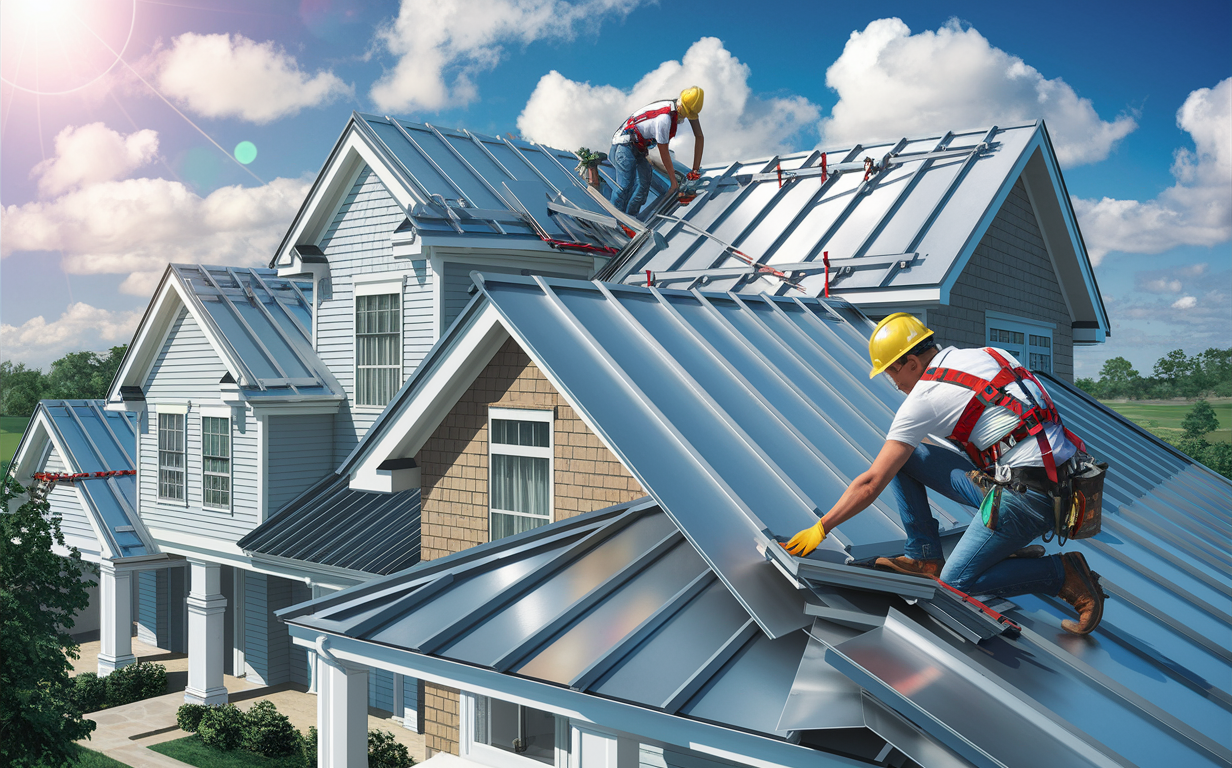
[3,123,310,296]
[820,18,1136,167]
[156,33,353,123]
[1073,78,1232,264]
[1171,295,1198,310]
[370,0,642,112]
[1,303,142,369]
[517,37,821,168]
[32,123,159,197]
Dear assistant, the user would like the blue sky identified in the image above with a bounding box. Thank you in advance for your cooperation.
[2,0,1229,377]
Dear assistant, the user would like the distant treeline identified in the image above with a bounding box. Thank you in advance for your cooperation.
[1076,347,1231,401]
[0,346,127,417]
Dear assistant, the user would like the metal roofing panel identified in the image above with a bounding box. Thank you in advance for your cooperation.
[171,265,337,397]
[603,123,1043,298]
[238,474,420,575]
[34,400,147,558]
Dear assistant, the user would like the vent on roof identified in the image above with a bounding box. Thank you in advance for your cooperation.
[292,244,328,263]
[219,372,237,384]
[119,386,145,402]
[377,457,417,471]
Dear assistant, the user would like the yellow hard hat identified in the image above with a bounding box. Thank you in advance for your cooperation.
[868,313,935,379]
[678,86,704,119]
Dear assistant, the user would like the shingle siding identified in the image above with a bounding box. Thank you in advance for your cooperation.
[139,309,260,541]
[927,178,1074,380]
[314,165,435,463]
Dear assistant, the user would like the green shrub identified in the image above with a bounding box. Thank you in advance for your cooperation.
[198,704,246,751]
[368,728,413,768]
[176,703,209,733]
[72,673,108,713]
[104,661,166,707]
[301,726,318,766]
[242,700,299,757]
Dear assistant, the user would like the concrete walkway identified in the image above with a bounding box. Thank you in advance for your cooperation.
[73,637,426,766]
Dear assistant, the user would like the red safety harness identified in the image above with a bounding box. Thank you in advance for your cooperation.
[921,348,1085,485]
[619,102,678,152]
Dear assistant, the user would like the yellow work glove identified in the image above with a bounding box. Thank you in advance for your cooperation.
[783,520,826,557]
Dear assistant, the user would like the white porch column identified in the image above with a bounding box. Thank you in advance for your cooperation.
[185,560,228,705]
[97,561,135,675]
[317,648,368,768]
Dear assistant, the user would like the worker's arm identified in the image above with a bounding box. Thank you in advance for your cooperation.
[688,118,704,172]
[657,143,679,196]
[784,440,915,556]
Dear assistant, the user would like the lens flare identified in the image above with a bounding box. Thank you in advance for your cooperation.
[234,141,258,165]
[0,0,136,96]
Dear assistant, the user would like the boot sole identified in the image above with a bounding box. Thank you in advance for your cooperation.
[874,558,943,580]
[1062,552,1104,634]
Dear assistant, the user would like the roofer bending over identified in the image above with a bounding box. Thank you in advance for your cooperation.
[784,313,1109,635]
[609,86,704,216]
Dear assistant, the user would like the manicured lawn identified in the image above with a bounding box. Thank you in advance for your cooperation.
[71,745,133,767]
[1100,399,1232,444]
[1,414,31,467]
[149,736,307,768]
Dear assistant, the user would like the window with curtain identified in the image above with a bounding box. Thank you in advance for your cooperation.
[202,416,231,510]
[158,413,185,501]
[356,293,401,406]
[489,411,552,541]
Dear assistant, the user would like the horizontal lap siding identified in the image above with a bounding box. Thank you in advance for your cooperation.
[316,166,435,464]
[140,309,259,541]
[243,572,304,686]
[266,415,335,515]
[369,667,395,713]
[442,262,522,332]
[288,581,311,686]
[43,447,98,555]
[244,572,270,684]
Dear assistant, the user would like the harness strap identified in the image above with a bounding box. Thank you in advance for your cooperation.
[622,103,677,150]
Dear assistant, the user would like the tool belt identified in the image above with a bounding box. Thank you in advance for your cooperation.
[968,452,1108,544]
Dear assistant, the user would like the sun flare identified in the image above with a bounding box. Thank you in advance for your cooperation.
[0,0,136,95]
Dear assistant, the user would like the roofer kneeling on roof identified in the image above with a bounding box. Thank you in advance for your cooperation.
[784,313,1110,635]
[609,86,704,216]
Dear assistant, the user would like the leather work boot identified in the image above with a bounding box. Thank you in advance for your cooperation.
[874,556,944,580]
[1056,551,1105,635]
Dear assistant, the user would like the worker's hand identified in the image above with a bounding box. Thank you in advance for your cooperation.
[686,170,700,181]
[782,520,826,557]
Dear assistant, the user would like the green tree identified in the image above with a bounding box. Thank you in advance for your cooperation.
[1182,400,1220,439]
[1075,377,1100,397]
[1194,348,1232,396]
[44,345,127,401]
[0,476,98,766]
[0,361,46,416]
[1098,357,1141,399]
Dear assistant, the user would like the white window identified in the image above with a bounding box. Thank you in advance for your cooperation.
[158,412,185,501]
[201,416,231,510]
[355,292,401,406]
[460,693,566,768]
[489,408,553,541]
[986,313,1054,374]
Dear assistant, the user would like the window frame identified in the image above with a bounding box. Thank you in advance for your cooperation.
[353,276,405,410]
[459,692,568,768]
[156,409,186,504]
[488,407,554,542]
[200,414,232,512]
[984,312,1055,374]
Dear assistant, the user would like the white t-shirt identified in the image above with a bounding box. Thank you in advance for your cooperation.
[885,346,1076,470]
[611,101,677,148]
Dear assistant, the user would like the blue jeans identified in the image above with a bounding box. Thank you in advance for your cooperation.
[609,143,652,216]
[891,443,1066,599]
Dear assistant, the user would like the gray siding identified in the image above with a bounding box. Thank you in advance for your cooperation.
[289,581,312,686]
[315,166,435,463]
[266,414,335,515]
[368,667,395,713]
[135,570,164,647]
[243,572,306,686]
[139,308,260,541]
[640,744,748,768]
[928,178,1075,380]
[43,446,98,556]
[442,262,522,332]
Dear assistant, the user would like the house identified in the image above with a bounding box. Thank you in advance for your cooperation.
[80,114,661,716]
[6,400,186,670]
[282,273,1231,768]
[601,121,1109,380]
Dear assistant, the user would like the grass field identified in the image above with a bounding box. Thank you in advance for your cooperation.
[150,737,307,768]
[1099,399,1232,444]
[2,415,31,469]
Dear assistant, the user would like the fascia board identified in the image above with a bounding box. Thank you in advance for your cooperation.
[8,408,54,482]
[146,526,252,568]
[106,267,178,403]
[288,626,865,768]
[431,245,595,273]
[348,303,510,489]
[243,551,376,589]
[272,119,419,268]
[835,287,942,308]
[1023,130,1109,333]
[244,399,344,414]
[937,126,1042,305]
